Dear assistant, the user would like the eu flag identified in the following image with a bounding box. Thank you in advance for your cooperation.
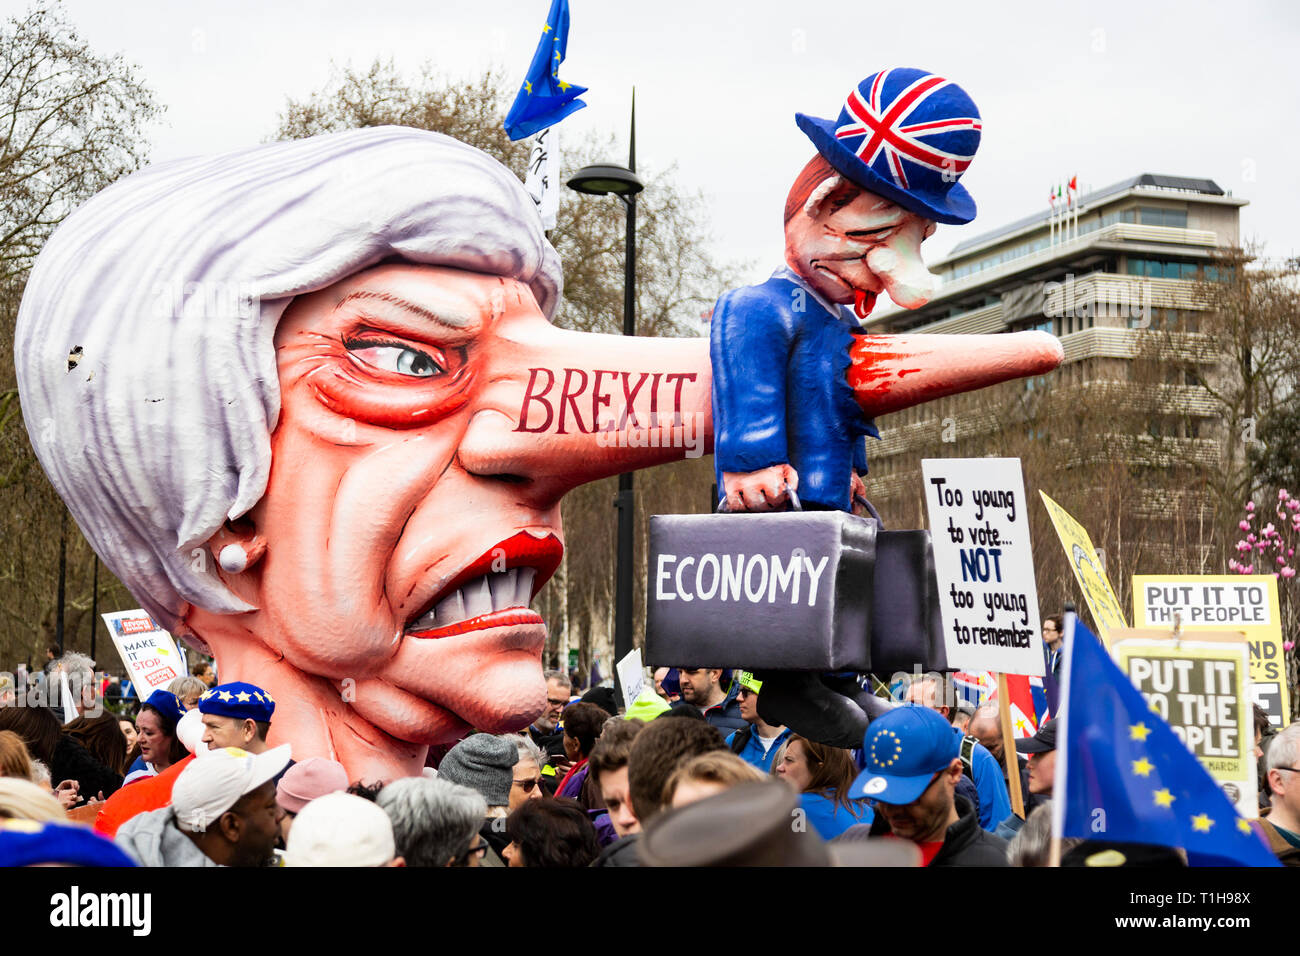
[503,0,588,141]
[1054,615,1279,867]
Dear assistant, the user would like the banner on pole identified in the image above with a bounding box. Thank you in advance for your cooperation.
[1111,629,1258,817]
[922,458,1044,675]
[102,609,183,695]
[1039,491,1128,642]
[524,127,559,231]
[1133,574,1290,727]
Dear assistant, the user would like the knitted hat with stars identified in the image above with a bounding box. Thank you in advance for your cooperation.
[849,704,960,805]
[198,681,275,723]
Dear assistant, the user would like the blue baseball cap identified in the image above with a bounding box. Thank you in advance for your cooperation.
[0,819,137,867]
[198,682,275,723]
[849,705,960,804]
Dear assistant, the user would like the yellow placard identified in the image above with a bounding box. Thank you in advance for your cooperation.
[1112,634,1257,817]
[1039,491,1128,643]
[1133,575,1291,728]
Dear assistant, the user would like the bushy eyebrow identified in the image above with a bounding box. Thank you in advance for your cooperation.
[337,290,473,330]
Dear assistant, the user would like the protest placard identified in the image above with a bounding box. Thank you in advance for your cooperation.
[615,646,645,712]
[1039,491,1128,642]
[922,458,1044,675]
[1133,575,1290,728]
[102,609,183,694]
[1110,629,1257,817]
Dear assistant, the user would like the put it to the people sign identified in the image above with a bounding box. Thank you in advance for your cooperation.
[1133,574,1290,728]
[922,458,1045,676]
[1111,633,1258,817]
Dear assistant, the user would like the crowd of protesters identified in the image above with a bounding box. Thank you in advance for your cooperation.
[0,643,1298,868]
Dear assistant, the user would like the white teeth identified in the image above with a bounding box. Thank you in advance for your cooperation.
[516,567,537,606]
[409,606,438,631]
[489,568,518,610]
[463,576,494,618]
[410,569,539,632]
[434,589,465,627]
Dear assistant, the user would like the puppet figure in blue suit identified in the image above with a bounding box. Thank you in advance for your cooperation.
[712,68,983,513]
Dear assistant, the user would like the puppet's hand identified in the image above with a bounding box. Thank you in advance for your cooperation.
[850,471,867,507]
[722,464,798,512]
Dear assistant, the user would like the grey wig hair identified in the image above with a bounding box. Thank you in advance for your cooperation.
[15,126,562,635]
[376,776,487,867]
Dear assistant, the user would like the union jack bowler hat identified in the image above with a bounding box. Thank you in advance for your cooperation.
[795,68,981,225]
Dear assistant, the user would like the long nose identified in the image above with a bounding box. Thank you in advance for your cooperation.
[458,315,714,497]
[848,330,1064,417]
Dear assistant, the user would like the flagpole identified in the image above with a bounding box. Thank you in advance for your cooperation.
[996,673,1026,819]
[611,86,637,694]
[1049,612,1077,866]
[1074,176,1080,240]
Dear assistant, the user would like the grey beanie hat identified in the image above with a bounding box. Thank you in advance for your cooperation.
[437,733,520,807]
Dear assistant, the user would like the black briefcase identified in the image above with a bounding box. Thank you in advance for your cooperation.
[645,508,947,674]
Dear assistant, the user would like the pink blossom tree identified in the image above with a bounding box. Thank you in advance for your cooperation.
[1230,489,1299,718]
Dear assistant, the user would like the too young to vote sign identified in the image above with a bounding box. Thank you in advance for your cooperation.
[922,458,1045,676]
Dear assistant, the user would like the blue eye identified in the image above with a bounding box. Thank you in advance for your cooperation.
[348,342,445,378]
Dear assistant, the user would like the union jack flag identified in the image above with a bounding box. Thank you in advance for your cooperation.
[833,69,981,192]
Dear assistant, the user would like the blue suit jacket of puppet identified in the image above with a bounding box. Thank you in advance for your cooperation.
[710,271,878,512]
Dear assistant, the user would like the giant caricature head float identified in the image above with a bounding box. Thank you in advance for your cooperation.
[786,68,981,318]
[17,76,1057,782]
[14,126,714,781]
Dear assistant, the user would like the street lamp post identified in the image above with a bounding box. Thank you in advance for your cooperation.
[566,120,644,693]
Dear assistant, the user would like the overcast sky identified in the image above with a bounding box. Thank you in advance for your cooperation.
[23,0,1300,288]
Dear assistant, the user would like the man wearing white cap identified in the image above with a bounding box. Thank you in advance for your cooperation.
[115,745,292,867]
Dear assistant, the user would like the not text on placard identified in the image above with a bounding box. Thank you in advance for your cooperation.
[922,458,1045,676]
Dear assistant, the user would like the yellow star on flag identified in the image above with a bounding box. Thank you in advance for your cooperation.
[1153,789,1175,808]
[1191,813,1214,832]
[542,23,551,33]
[524,80,532,94]
[218,690,234,701]
[557,80,570,92]
[1131,757,1154,777]
[235,691,252,702]
[1237,819,1253,835]
[1129,722,1151,742]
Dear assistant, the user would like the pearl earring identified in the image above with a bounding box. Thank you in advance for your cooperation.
[218,544,249,573]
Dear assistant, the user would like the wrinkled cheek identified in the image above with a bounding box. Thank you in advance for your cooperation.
[308,361,473,430]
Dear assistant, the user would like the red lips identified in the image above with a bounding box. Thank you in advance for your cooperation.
[405,531,563,637]
[407,607,545,639]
